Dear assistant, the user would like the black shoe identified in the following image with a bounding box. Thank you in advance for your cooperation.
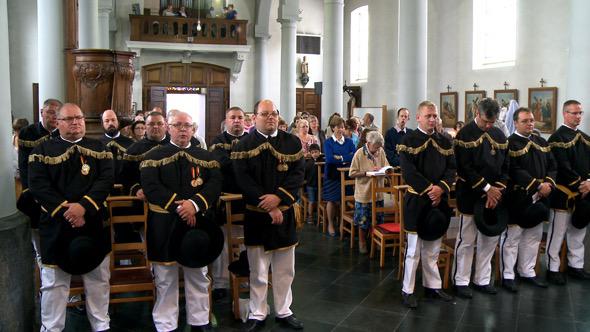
[472,283,497,294]
[212,288,227,301]
[424,288,454,302]
[502,279,518,293]
[567,267,590,280]
[275,315,304,330]
[547,271,567,285]
[519,276,548,288]
[402,291,418,308]
[191,323,213,331]
[243,319,266,332]
[454,285,472,299]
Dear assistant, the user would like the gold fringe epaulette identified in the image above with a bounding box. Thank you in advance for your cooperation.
[122,145,162,162]
[230,142,304,162]
[549,133,590,149]
[140,151,221,169]
[106,140,128,153]
[19,135,49,148]
[29,145,113,164]
[396,138,454,156]
[209,143,232,152]
[454,132,508,150]
[509,140,551,157]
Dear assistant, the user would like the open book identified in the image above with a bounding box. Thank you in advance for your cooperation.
[366,166,395,176]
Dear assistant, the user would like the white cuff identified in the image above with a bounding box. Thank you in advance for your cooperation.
[188,199,200,213]
[483,183,491,192]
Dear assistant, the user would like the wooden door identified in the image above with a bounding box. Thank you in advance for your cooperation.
[206,87,225,145]
[296,88,322,128]
[149,87,167,113]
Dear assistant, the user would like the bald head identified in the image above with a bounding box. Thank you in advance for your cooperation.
[254,99,279,135]
[101,109,119,136]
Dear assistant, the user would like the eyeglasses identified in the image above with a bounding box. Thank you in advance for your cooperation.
[58,116,85,123]
[146,122,165,127]
[256,112,279,118]
[169,123,194,130]
[566,111,584,116]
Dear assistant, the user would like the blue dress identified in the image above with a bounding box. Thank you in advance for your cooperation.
[323,136,356,202]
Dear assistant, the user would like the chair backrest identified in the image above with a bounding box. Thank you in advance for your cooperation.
[316,162,325,203]
[369,173,408,231]
[339,167,355,214]
[220,193,244,263]
[107,196,149,271]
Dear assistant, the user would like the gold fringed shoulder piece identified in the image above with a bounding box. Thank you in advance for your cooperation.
[454,133,508,150]
[122,145,162,162]
[396,138,453,156]
[140,150,221,169]
[509,141,551,157]
[209,143,232,152]
[29,145,113,165]
[19,135,49,148]
[230,142,304,162]
[550,133,590,149]
[106,140,128,153]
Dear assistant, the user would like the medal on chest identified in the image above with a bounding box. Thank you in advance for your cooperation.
[277,156,289,172]
[80,156,90,175]
[191,166,203,187]
[490,146,496,156]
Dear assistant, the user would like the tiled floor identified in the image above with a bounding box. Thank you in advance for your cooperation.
[56,224,590,332]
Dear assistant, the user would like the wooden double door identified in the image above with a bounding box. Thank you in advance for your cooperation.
[296,88,322,128]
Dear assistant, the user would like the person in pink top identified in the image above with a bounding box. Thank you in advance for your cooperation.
[296,119,319,158]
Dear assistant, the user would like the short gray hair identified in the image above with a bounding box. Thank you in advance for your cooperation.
[366,131,384,145]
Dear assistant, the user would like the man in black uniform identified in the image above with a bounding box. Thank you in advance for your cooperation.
[232,99,305,331]
[384,107,411,167]
[398,101,456,308]
[28,103,114,331]
[546,100,590,284]
[17,98,62,267]
[99,109,134,186]
[141,111,222,331]
[209,106,248,300]
[453,98,509,298]
[500,107,556,292]
[122,111,169,198]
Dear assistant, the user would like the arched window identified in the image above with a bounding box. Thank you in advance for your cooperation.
[350,5,369,82]
[473,0,516,70]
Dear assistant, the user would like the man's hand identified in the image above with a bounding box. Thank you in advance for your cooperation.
[427,185,444,206]
[175,200,197,225]
[269,208,284,225]
[258,194,281,211]
[485,186,503,209]
[579,181,590,198]
[64,203,86,227]
[135,189,146,200]
[538,182,552,198]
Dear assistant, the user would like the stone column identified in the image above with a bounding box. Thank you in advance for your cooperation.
[396,0,427,127]
[78,0,100,49]
[37,0,65,104]
[322,0,344,126]
[0,1,34,330]
[97,7,111,49]
[278,18,297,123]
[254,35,270,102]
[566,0,590,134]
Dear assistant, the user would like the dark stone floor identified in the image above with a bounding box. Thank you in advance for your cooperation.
[58,224,590,332]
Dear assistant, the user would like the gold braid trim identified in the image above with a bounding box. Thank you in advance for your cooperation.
[509,140,551,157]
[29,145,113,165]
[122,145,162,162]
[549,133,590,149]
[19,135,49,148]
[140,151,221,169]
[395,138,454,156]
[106,140,128,153]
[454,132,508,150]
[209,143,232,152]
[230,142,304,162]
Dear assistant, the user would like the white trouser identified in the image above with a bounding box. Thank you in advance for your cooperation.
[402,233,442,294]
[546,209,587,272]
[31,228,42,269]
[500,223,543,279]
[211,224,244,289]
[152,264,210,331]
[452,214,500,286]
[247,246,295,321]
[40,256,110,332]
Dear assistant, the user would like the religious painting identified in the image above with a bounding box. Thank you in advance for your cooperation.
[528,87,558,133]
[494,89,519,108]
[440,92,459,128]
[464,90,487,123]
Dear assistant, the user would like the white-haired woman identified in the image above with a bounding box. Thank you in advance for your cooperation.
[349,131,390,253]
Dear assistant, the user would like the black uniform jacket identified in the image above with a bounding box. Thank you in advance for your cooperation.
[121,135,170,195]
[209,131,248,195]
[100,134,134,185]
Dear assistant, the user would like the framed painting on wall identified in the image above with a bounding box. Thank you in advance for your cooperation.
[528,87,558,133]
[465,90,487,123]
[494,89,519,108]
[440,92,459,128]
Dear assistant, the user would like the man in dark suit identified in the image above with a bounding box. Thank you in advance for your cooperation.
[384,108,411,167]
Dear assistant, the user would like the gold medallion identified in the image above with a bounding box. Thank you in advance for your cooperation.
[277,163,289,172]
[490,149,496,156]
[81,163,90,175]
[191,177,203,187]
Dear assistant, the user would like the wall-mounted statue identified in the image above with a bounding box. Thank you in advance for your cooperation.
[300,56,309,87]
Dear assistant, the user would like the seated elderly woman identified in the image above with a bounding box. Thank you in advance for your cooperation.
[348,131,390,253]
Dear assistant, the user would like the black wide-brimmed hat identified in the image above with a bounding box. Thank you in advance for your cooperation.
[56,235,104,275]
[16,190,41,221]
[474,198,509,236]
[174,217,224,268]
[417,201,452,241]
[572,197,590,229]
[518,200,550,229]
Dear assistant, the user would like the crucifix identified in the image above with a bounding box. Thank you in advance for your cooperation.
[446,85,451,92]
[503,81,510,90]
[473,83,479,91]
[540,78,546,87]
